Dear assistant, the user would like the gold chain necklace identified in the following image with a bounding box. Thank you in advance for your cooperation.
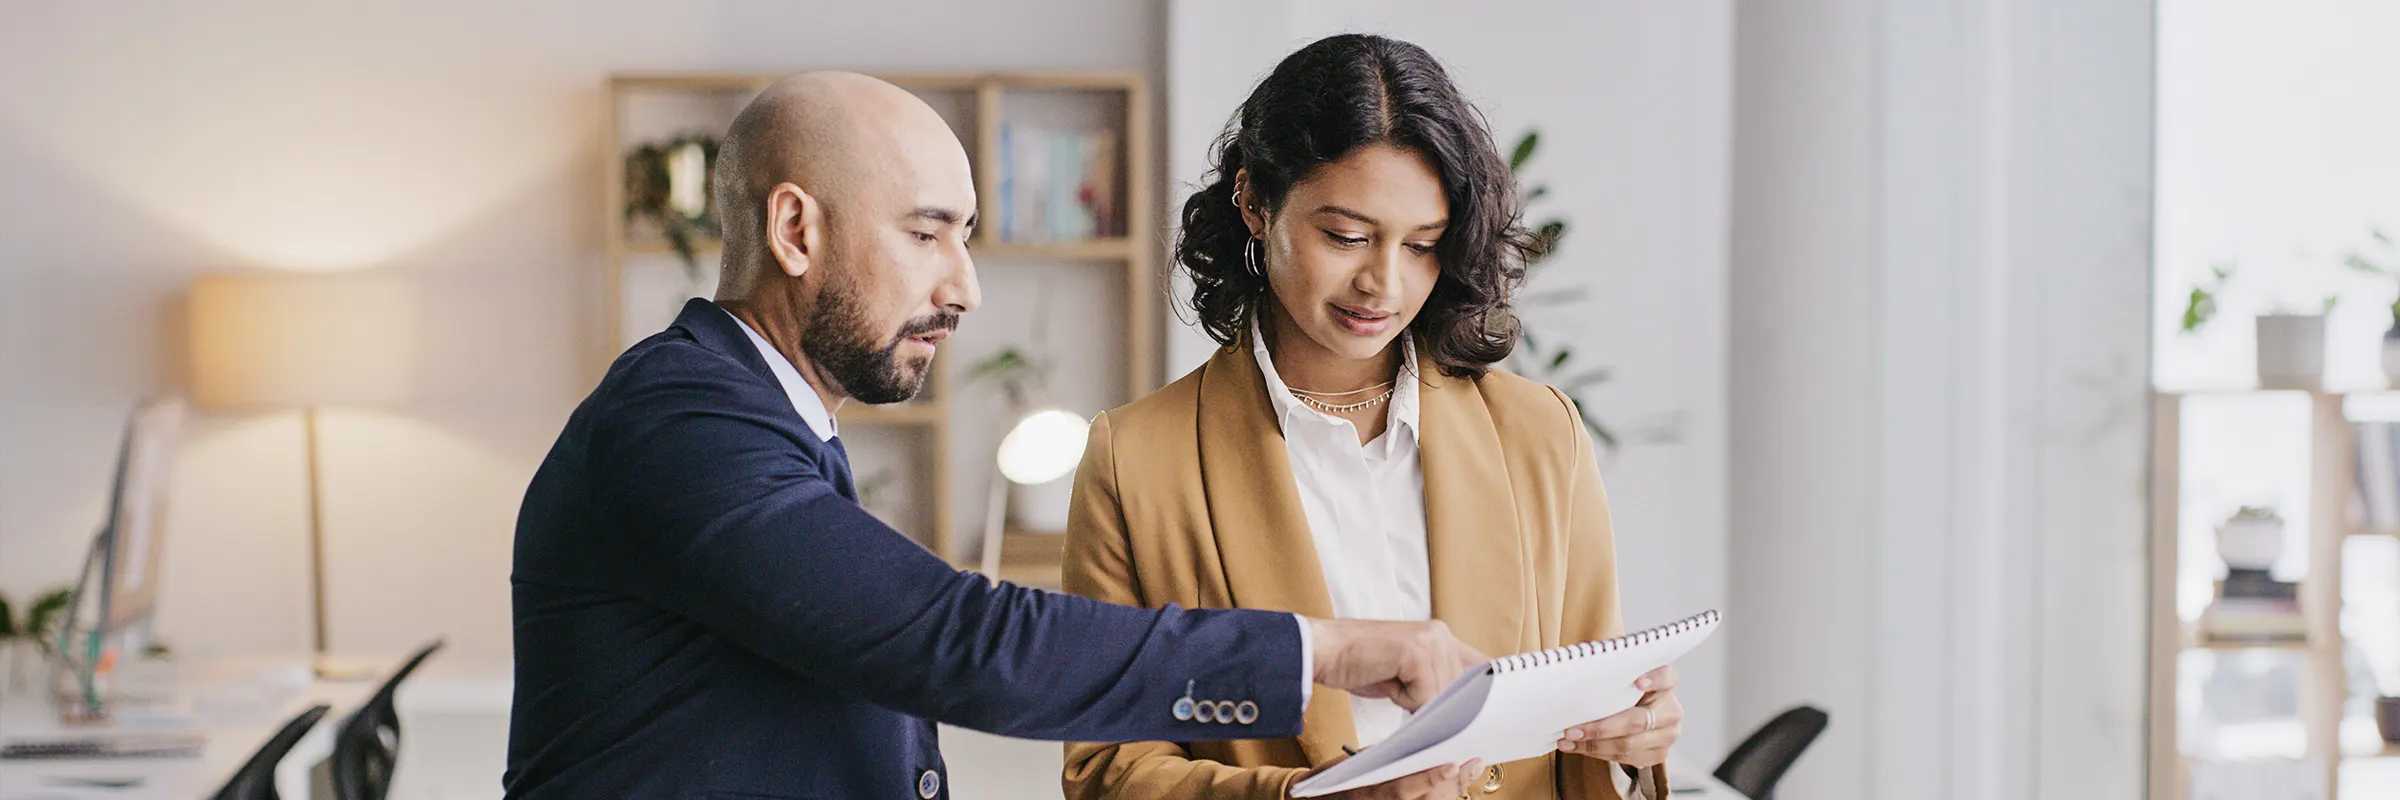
[1292,387,1395,414]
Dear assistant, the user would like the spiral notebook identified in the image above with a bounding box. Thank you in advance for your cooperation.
[1291,610,1721,797]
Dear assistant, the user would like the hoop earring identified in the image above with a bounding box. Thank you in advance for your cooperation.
[1244,237,1265,278]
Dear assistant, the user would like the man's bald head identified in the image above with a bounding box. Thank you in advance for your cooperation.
[707,71,981,408]
[713,71,973,298]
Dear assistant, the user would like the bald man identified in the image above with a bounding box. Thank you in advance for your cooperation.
[508,73,1485,799]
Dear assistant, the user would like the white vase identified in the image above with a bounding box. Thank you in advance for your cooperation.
[1009,476,1075,533]
[2255,314,2326,389]
[2216,516,2285,571]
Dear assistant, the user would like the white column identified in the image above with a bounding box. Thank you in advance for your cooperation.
[1729,1,2153,798]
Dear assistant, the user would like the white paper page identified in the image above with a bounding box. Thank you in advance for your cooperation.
[1293,612,1718,797]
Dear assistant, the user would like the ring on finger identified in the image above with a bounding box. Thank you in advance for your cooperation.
[1640,706,1655,734]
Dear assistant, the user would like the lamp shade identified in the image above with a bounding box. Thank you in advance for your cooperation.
[995,409,1089,485]
[188,274,419,410]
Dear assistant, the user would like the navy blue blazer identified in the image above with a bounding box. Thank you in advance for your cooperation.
[507,299,1307,799]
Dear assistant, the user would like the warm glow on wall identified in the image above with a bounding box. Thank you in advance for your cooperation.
[188,274,421,409]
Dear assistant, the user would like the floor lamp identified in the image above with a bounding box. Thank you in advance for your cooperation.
[189,274,417,668]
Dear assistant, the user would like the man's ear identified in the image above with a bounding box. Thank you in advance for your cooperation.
[1233,168,1266,236]
[766,182,823,278]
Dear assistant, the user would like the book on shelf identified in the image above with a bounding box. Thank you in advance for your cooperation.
[2219,568,2298,601]
[996,123,1118,244]
[2356,421,2400,533]
[2199,568,2308,644]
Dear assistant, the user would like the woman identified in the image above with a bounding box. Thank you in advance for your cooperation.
[1060,34,1680,800]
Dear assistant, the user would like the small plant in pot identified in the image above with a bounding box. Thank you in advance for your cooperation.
[965,345,1077,533]
[0,587,72,695]
[2341,228,2400,386]
[2180,262,2334,389]
[2215,506,2286,572]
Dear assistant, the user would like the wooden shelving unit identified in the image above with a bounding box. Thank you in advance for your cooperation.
[599,71,1157,568]
[2150,389,2398,800]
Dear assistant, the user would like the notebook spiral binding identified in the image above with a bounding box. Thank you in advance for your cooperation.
[1490,610,1721,674]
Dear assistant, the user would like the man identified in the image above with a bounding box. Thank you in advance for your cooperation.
[507,72,1488,799]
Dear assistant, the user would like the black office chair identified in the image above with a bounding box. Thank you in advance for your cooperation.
[1712,705,1829,800]
[210,703,333,800]
[329,639,445,800]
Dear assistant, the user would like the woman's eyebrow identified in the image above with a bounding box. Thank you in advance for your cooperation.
[1313,204,1445,231]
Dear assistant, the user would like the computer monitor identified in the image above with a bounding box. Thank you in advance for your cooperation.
[95,396,184,633]
[53,396,185,718]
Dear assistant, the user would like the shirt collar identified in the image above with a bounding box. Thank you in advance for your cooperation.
[1249,316,1419,453]
[722,306,838,442]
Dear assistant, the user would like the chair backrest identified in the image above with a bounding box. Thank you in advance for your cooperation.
[211,703,333,800]
[1712,705,1830,800]
[330,639,444,800]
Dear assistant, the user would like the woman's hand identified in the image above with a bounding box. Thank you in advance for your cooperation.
[1299,754,1486,800]
[1555,665,1680,769]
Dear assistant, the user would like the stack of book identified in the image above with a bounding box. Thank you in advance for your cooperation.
[2200,567,2307,644]
[995,123,1119,243]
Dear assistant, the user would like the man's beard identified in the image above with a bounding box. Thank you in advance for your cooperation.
[801,275,958,405]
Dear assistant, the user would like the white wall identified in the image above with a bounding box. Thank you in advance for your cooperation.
[2153,0,2400,391]
[1730,1,2155,798]
[1167,0,1737,766]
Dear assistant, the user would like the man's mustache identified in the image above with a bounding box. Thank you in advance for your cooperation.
[896,310,961,339]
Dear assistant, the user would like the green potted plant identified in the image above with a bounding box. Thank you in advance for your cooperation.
[2215,505,2285,572]
[2178,259,2335,389]
[0,587,72,695]
[624,133,722,284]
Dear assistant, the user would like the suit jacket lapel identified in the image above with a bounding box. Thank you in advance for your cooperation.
[1414,358,1531,661]
[1194,343,1358,763]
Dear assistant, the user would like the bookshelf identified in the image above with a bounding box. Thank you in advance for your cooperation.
[599,71,1159,576]
[2150,389,2400,800]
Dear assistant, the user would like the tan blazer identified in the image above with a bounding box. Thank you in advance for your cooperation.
[1059,342,1667,799]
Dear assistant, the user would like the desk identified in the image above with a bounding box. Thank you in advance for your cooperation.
[1666,765,1742,798]
[0,657,510,800]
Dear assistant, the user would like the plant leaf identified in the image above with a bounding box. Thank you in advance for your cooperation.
[1531,220,1568,258]
[1509,131,1540,172]
[1564,369,1611,390]
[27,588,71,645]
[0,593,15,639]
[1565,394,1618,453]
[1525,185,1549,203]
[2345,253,2387,275]
[2182,287,2214,333]
[1548,348,1573,372]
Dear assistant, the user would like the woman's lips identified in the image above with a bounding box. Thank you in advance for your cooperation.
[1331,303,1396,336]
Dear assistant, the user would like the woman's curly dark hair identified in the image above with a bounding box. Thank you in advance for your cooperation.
[1176,33,1533,379]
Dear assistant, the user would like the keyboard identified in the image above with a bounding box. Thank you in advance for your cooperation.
[0,733,205,760]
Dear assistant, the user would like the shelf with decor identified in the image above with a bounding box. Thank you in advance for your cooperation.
[2149,387,2400,800]
[599,71,1156,572]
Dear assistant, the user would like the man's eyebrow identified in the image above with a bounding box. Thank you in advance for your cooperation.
[1314,205,1447,232]
[908,206,977,229]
